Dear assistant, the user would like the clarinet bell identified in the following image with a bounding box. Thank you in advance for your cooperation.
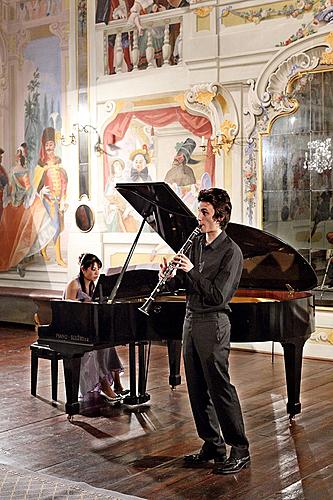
[138,296,155,316]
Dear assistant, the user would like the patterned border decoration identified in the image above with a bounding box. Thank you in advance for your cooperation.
[243,137,257,226]
[222,0,319,25]
[276,0,333,46]
[276,23,317,46]
[221,1,332,49]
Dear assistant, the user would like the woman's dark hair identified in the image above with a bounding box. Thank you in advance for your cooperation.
[198,188,232,230]
[78,253,102,296]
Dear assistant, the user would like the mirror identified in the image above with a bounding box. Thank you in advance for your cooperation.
[261,69,333,303]
[75,204,94,232]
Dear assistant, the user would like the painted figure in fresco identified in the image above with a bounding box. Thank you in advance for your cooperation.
[0,144,53,272]
[96,0,132,74]
[164,138,198,188]
[164,138,200,213]
[127,0,154,35]
[96,0,112,23]
[104,156,142,232]
[128,145,152,182]
[0,148,9,222]
[46,0,61,16]
[97,0,179,73]
[33,127,68,267]
[18,2,29,21]
[104,158,128,231]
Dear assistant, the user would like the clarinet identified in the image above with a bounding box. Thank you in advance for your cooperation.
[139,226,201,316]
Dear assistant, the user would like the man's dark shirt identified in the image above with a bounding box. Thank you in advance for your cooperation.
[170,230,243,313]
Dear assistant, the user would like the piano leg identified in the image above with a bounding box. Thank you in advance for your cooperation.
[62,355,82,417]
[138,341,150,403]
[281,339,305,419]
[167,339,182,389]
[123,342,150,406]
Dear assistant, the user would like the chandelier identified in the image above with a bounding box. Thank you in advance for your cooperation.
[303,138,333,174]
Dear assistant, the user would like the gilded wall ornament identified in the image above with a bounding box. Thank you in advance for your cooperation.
[194,7,213,18]
[320,31,333,65]
[184,83,239,143]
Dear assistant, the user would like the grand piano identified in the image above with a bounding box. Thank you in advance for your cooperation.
[36,182,317,418]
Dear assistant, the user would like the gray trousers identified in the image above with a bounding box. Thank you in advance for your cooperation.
[183,310,249,458]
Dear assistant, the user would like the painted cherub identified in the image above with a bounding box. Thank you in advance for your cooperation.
[113,0,128,19]
[127,0,154,35]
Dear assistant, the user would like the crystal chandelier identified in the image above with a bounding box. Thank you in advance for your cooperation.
[303,138,333,174]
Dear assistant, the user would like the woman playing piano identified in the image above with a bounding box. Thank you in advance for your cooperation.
[65,253,128,402]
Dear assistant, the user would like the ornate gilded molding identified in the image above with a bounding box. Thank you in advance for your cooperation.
[245,51,320,139]
[193,7,213,18]
[184,82,239,143]
[196,89,216,107]
[219,119,237,154]
[267,52,319,112]
[320,32,333,65]
[311,330,333,344]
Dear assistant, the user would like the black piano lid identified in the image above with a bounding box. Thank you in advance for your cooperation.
[115,182,318,292]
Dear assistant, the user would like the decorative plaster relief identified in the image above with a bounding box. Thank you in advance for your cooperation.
[184,82,239,142]
[245,50,322,139]
[320,31,333,64]
[193,6,213,18]
[267,52,319,113]
[311,330,333,344]
[105,100,116,114]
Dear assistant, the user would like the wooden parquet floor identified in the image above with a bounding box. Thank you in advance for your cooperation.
[0,322,332,499]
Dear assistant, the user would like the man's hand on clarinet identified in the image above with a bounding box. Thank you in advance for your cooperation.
[172,253,194,273]
[159,256,170,280]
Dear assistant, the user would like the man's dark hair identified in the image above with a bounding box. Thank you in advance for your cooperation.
[198,188,232,230]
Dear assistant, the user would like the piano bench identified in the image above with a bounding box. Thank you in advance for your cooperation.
[30,343,62,401]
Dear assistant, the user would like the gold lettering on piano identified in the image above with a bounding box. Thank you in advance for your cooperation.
[55,333,90,342]
[56,333,69,340]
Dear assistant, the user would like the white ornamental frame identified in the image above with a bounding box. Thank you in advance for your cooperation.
[243,28,333,225]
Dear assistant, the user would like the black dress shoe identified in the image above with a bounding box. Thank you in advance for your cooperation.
[184,451,226,467]
[213,455,250,474]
